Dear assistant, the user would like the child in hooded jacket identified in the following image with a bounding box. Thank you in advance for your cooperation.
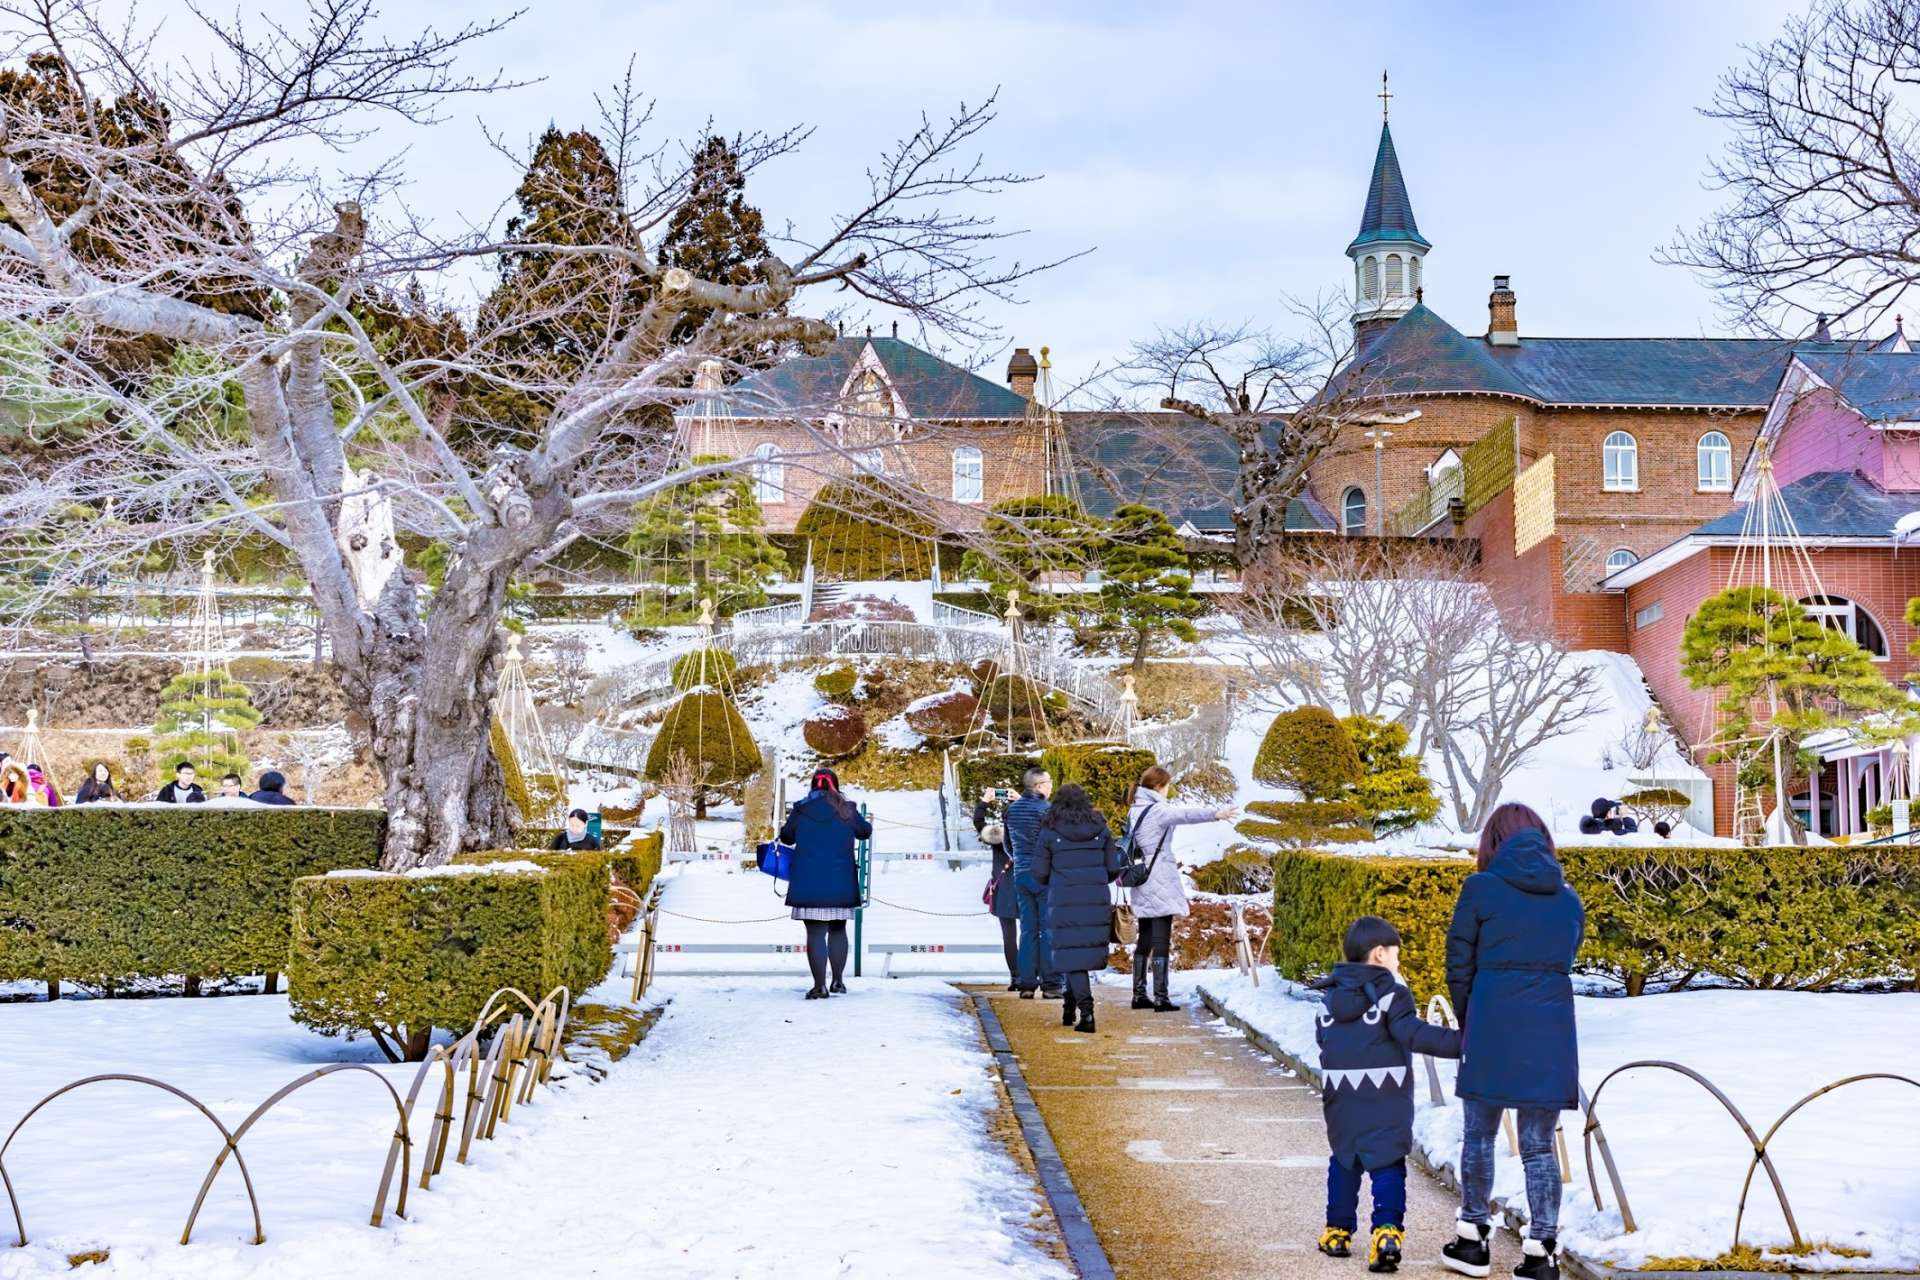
[1315,916,1463,1273]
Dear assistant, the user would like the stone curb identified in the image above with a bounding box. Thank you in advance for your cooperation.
[971,994,1116,1280]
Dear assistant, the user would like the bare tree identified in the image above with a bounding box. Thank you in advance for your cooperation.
[0,2,1065,867]
[1119,296,1400,565]
[1665,0,1920,333]
[548,633,591,707]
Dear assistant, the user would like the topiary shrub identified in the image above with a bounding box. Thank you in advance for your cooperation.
[803,705,868,757]
[290,857,608,1061]
[1622,787,1691,829]
[1238,799,1373,847]
[1343,714,1439,835]
[1253,706,1361,799]
[671,647,738,691]
[793,480,937,580]
[0,807,385,985]
[152,669,260,780]
[814,662,858,700]
[958,752,1035,803]
[1174,760,1237,805]
[1042,742,1157,831]
[1191,848,1276,896]
[643,690,762,817]
[904,690,979,741]
[982,673,1046,723]
[969,657,1000,689]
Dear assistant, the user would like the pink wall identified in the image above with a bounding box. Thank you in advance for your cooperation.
[1883,434,1920,490]
[1771,388,1882,488]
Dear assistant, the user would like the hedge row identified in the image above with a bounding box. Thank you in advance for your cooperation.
[0,807,385,983]
[291,831,664,1055]
[1271,845,1920,999]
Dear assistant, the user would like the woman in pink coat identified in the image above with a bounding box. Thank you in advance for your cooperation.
[1122,765,1236,1012]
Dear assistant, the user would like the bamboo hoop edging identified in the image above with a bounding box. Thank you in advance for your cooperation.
[0,1073,265,1247]
[1728,1072,1919,1255]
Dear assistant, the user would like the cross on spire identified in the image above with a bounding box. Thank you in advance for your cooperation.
[1379,70,1392,122]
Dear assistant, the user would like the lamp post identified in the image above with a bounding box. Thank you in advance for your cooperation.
[1365,427,1393,536]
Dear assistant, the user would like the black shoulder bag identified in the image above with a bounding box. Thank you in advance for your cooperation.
[1116,803,1167,889]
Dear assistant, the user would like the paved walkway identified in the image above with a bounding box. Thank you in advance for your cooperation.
[985,984,1518,1280]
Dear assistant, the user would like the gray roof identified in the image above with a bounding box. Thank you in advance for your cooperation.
[710,336,1029,421]
[1692,469,1914,539]
[1797,352,1920,422]
[1066,414,1330,532]
[1350,123,1428,252]
[1344,303,1843,409]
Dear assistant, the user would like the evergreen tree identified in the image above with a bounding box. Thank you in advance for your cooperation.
[1682,585,1915,772]
[1098,503,1205,670]
[625,455,786,624]
[959,495,1101,619]
[657,135,777,356]
[1341,713,1439,835]
[794,480,938,581]
[152,669,261,780]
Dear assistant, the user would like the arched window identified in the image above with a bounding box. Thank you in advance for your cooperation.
[1697,430,1733,491]
[1605,548,1639,577]
[952,445,984,503]
[1800,595,1889,658]
[1342,486,1367,536]
[751,442,784,504]
[1409,255,1421,296]
[1603,431,1638,491]
[1361,256,1380,302]
[1385,254,1405,298]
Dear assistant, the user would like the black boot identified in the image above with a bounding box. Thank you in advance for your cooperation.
[1061,989,1078,1026]
[1151,957,1177,1012]
[1512,1238,1558,1280]
[1074,1002,1096,1034]
[1440,1219,1492,1278]
[1131,962,1152,1010]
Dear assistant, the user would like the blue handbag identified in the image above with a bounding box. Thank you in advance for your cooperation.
[756,840,794,881]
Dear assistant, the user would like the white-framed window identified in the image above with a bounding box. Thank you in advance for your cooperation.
[952,445,983,503]
[1385,254,1405,298]
[1409,255,1421,296]
[1697,430,1733,491]
[1800,595,1889,658]
[1605,547,1638,577]
[1635,600,1664,629]
[750,442,784,504]
[1342,486,1367,536]
[1603,431,1639,491]
[1360,256,1380,302]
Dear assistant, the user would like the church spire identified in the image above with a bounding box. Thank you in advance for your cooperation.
[1347,73,1430,348]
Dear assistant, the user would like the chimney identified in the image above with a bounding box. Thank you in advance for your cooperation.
[1487,274,1519,346]
[1007,346,1039,399]
[1813,313,1833,343]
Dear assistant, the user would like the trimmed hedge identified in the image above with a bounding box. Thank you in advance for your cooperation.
[1191,848,1276,896]
[0,807,385,983]
[1238,799,1373,847]
[1253,706,1361,799]
[1041,742,1156,832]
[813,662,857,700]
[957,752,1034,804]
[1271,844,1920,1000]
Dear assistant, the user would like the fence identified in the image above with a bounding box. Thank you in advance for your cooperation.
[0,982,579,1249]
[1391,418,1517,537]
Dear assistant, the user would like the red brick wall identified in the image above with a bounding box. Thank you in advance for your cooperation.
[1462,486,1629,651]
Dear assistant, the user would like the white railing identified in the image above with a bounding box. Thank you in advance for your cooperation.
[565,722,657,776]
[729,597,805,629]
[931,599,1000,629]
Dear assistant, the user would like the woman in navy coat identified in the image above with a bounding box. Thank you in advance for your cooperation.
[1029,784,1124,1035]
[1439,803,1585,1279]
[780,769,873,1000]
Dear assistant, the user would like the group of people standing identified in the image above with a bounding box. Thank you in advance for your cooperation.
[0,757,299,807]
[976,763,1234,1032]
[1312,801,1584,1280]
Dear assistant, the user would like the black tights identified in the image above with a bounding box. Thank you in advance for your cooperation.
[1134,914,1174,967]
[999,917,1018,980]
[804,919,849,990]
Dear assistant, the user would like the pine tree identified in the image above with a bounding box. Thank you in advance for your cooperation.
[1682,586,1916,769]
[1342,713,1439,835]
[153,670,261,780]
[657,135,777,356]
[626,455,786,624]
[959,495,1100,619]
[793,480,938,580]
[1099,503,1205,670]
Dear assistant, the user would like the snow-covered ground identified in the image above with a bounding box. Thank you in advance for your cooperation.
[1196,970,1920,1270]
[0,971,1064,1278]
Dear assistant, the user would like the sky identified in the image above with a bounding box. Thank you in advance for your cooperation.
[159,0,1815,397]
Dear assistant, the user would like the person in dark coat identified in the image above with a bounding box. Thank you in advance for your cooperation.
[1315,917,1461,1272]
[975,788,1020,989]
[780,769,872,1000]
[1004,767,1061,998]
[155,761,206,804]
[1440,804,1585,1280]
[249,770,297,805]
[1027,784,1123,1034]
[74,762,119,805]
[551,808,601,851]
[1579,797,1638,837]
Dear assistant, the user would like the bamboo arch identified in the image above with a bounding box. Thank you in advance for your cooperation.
[0,983,577,1250]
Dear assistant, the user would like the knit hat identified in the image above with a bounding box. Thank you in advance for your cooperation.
[1590,797,1619,820]
[1342,915,1403,963]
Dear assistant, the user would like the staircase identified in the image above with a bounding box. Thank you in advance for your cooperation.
[806,582,846,622]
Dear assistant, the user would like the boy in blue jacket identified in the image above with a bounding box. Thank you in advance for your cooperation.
[1315,917,1463,1272]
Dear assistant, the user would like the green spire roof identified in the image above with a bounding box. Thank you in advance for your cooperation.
[1348,122,1429,253]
